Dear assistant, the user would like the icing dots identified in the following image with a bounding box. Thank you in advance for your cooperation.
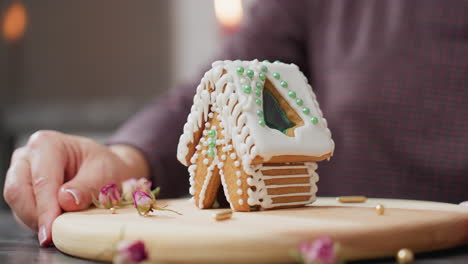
[234,60,322,130]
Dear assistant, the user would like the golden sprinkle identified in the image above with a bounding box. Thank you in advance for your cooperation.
[397,248,414,264]
[110,207,116,214]
[375,204,385,215]
[336,196,367,203]
[213,209,233,221]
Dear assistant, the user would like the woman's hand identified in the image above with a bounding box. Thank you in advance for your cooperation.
[3,130,149,246]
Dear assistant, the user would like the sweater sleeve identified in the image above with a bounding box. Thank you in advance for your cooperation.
[108,0,307,198]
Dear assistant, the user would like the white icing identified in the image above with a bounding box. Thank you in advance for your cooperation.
[219,169,233,209]
[198,157,218,208]
[261,174,312,179]
[177,60,333,167]
[177,60,333,210]
[190,156,197,164]
[246,162,319,208]
[237,189,243,195]
[239,199,244,205]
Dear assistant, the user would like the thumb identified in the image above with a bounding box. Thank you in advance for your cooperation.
[58,155,122,211]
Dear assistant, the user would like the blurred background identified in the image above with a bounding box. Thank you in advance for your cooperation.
[0,0,249,207]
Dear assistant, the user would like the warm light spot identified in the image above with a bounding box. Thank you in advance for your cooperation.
[214,0,243,29]
[2,2,27,42]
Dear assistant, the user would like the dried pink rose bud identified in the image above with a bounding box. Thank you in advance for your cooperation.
[133,190,154,216]
[113,240,148,264]
[98,184,121,209]
[299,236,337,264]
[122,178,152,202]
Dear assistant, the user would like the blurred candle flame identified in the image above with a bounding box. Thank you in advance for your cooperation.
[2,2,27,43]
[214,0,243,30]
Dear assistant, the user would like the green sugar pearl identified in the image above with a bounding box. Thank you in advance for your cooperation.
[256,82,263,89]
[243,84,252,93]
[236,66,244,75]
[302,107,310,115]
[243,84,252,94]
[273,72,280,79]
[274,60,281,63]
[261,65,268,72]
[207,129,216,138]
[255,98,262,106]
[256,109,264,117]
[288,91,296,99]
[246,69,254,79]
[311,116,319,124]
[263,59,270,63]
[280,81,288,88]
[258,119,266,126]
[207,148,215,157]
[255,89,262,97]
[296,98,304,106]
[259,73,266,81]
[208,138,216,147]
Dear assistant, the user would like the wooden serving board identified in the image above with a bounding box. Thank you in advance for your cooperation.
[52,197,468,263]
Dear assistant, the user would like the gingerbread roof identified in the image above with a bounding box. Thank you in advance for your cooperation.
[177,60,334,168]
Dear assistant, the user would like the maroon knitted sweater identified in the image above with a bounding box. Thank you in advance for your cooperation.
[110,0,468,203]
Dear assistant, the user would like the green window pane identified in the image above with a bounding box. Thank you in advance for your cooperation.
[262,88,296,134]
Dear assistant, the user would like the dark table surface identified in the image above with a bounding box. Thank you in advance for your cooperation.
[0,211,466,264]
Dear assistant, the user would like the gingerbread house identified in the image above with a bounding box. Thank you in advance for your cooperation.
[177,60,334,211]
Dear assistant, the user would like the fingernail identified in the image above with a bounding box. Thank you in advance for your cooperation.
[38,226,47,246]
[62,188,80,205]
[460,201,468,207]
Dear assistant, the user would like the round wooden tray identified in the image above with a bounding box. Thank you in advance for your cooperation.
[52,197,468,263]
